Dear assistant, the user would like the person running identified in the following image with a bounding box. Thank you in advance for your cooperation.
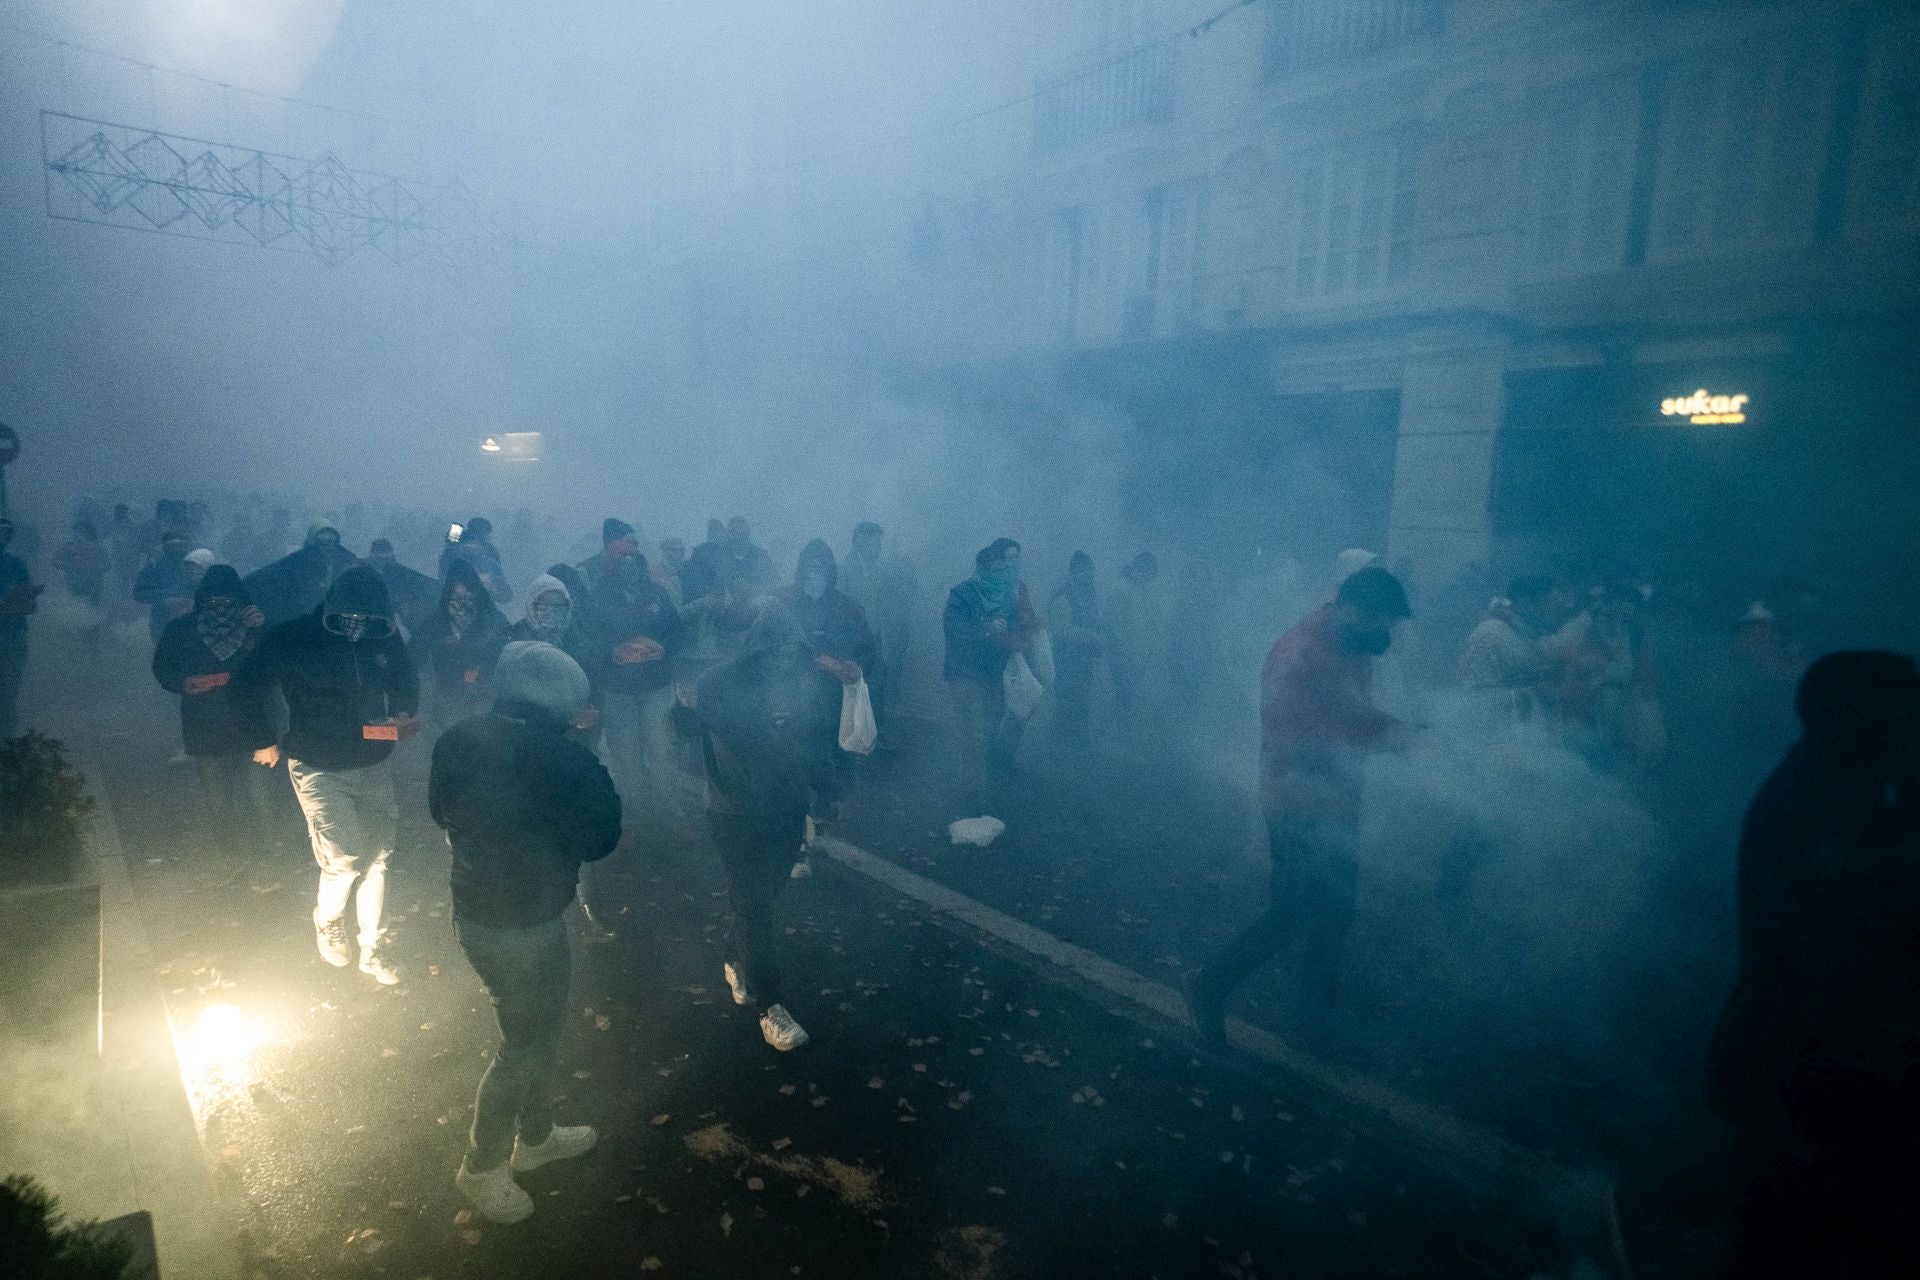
[672,606,850,1051]
[431,641,621,1224]
[1184,567,1413,1040]
[152,565,273,861]
[234,566,419,985]
[411,559,510,732]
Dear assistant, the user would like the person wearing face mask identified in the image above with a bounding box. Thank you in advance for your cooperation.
[580,546,685,860]
[942,538,1041,817]
[365,537,438,638]
[233,566,419,984]
[133,526,197,643]
[779,539,877,878]
[840,522,917,746]
[671,605,846,1052]
[1184,566,1412,1042]
[442,516,512,607]
[411,559,510,732]
[0,517,42,739]
[152,565,272,861]
[507,573,599,739]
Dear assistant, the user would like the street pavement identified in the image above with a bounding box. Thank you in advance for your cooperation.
[57,661,1574,1279]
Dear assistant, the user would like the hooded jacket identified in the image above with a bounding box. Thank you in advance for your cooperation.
[782,539,879,672]
[409,559,510,717]
[506,573,595,695]
[244,539,351,628]
[672,608,844,817]
[151,565,263,756]
[430,698,622,929]
[943,577,1039,685]
[582,555,684,695]
[233,567,419,770]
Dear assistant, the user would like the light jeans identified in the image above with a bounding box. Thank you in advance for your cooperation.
[600,685,683,827]
[288,757,398,948]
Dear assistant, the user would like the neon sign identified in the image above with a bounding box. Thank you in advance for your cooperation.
[1661,389,1750,425]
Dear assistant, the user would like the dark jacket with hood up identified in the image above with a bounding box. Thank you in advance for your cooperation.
[152,565,265,756]
[233,566,419,771]
[245,538,355,628]
[430,698,622,929]
[409,559,510,720]
[583,555,685,696]
[672,609,844,817]
[782,539,879,673]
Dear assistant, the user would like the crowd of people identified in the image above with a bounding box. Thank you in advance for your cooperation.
[0,489,1914,1274]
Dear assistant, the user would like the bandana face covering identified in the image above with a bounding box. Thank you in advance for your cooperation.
[446,595,478,637]
[197,597,248,662]
[529,600,571,638]
[324,612,388,643]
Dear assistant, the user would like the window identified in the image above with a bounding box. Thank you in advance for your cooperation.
[1032,42,1177,153]
[1525,75,1637,277]
[1289,136,1416,301]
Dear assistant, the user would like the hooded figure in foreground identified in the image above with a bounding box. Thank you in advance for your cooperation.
[430,641,621,1225]
[1708,650,1920,1279]
[234,566,419,985]
[672,605,845,1052]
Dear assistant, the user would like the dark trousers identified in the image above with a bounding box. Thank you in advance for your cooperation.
[193,753,271,854]
[707,809,806,1007]
[455,914,571,1173]
[0,633,25,739]
[1196,813,1359,1003]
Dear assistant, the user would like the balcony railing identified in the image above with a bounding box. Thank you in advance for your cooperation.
[1032,42,1177,153]
[1262,0,1446,80]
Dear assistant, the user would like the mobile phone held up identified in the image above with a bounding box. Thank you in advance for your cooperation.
[448,522,463,543]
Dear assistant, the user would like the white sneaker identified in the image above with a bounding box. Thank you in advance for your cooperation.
[512,1124,598,1172]
[789,856,813,880]
[723,962,754,1007]
[759,1003,809,1052]
[313,916,352,967]
[357,947,401,985]
[455,1161,534,1224]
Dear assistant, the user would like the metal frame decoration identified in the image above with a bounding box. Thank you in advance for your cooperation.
[41,110,524,267]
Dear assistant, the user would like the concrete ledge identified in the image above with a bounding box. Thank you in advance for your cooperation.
[813,834,1620,1260]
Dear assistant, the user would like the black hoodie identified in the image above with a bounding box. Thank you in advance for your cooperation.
[409,558,510,720]
[782,539,879,672]
[152,565,264,756]
[233,566,419,770]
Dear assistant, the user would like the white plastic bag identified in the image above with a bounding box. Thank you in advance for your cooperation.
[1003,654,1045,720]
[838,677,878,755]
[1027,628,1056,687]
[948,816,1006,847]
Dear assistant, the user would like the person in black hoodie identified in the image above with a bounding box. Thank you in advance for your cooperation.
[581,550,684,840]
[1707,650,1920,1278]
[780,539,876,879]
[431,640,621,1224]
[234,566,419,985]
[411,558,510,732]
[245,522,355,627]
[672,605,849,1052]
[152,565,272,859]
[366,538,438,637]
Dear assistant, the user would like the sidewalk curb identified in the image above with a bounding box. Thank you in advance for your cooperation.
[813,834,1623,1268]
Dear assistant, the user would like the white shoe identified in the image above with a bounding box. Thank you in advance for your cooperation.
[455,1161,534,1224]
[313,916,352,967]
[759,1003,809,1052]
[357,947,401,985]
[789,856,813,880]
[512,1124,598,1172]
[723,962,754,1007]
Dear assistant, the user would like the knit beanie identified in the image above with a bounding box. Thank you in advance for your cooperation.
[494,640,590,721]
[603,517,637,545]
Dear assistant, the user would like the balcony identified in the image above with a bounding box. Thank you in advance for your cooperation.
[1032,42,1177,154]
[1262,0,1446,80]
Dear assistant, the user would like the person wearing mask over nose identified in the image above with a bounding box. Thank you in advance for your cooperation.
[0,517,43,739]
[942,538,1040,818]
[431,641,621,1224]
[1046,551,1109,749]
[1707,651,1920,1280]
[781,539,877,878]
[233,566,419,985]
[1184,567,1413,1041]
[152,565,272,862]
[411,560,510,732]
[133,527,197,644]
[840,522,917,748]
[365,537,438,638]
[672,605,846,1051]
[574,518,640,600]
[508,573,600,744]
[581,545,684,882]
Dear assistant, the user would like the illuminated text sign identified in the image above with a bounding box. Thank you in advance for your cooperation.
[1660,389,1750,425]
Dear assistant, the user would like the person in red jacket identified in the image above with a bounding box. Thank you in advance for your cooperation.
[1184,566,1411,1043]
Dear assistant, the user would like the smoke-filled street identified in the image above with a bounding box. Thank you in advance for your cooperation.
[4,2,1920,1278]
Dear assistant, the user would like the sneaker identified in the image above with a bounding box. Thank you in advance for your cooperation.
[1182,971,1228,1048]
[789,856,814,880]
[512,1124,598,1173]
[759,1003,809,1052]
[723,961,754,1007]
[313,916,352,967]
[358,947,401,986]
[455,1161,534,1224]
